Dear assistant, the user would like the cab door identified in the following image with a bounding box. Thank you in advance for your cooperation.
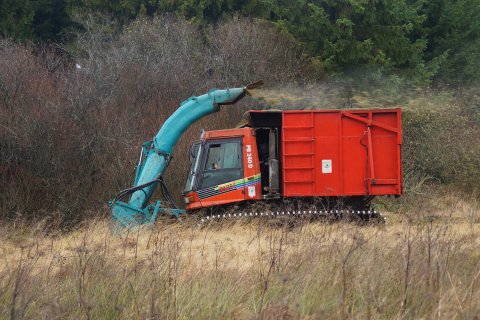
[196,138,246,207]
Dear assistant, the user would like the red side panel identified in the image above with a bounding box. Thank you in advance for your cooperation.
[282,109,402,197]
[282,112,316,195]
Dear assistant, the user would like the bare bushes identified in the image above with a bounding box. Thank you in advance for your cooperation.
[207,18,311,85]
[0,16,310,223]
[0,41,88,222]
[401,94,480,195]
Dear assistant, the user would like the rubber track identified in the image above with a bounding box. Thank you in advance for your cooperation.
[200,209,385,223]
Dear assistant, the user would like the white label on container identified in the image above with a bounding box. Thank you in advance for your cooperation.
[322,160,332,173]
[248,186,256,197]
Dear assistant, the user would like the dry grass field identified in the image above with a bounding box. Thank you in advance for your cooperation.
[1,193,479,319]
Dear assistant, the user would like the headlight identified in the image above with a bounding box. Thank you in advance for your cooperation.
[184,195,195,204]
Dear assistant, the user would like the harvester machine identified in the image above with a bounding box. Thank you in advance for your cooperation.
[110,83,257,228]
[110,82,403,228]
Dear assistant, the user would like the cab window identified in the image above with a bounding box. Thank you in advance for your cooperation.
[200,140,243,189]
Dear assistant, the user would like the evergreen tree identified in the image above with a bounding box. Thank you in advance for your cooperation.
[0,0,35,39]
[422,0,480,83]
[267,0,428,77]
[32,0,75,41]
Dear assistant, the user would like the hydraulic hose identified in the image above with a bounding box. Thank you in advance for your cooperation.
[114,175,178,209]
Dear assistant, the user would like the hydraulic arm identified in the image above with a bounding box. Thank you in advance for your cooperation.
[110,85,251,228]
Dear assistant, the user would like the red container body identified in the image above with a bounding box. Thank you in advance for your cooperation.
[281,109,402,197]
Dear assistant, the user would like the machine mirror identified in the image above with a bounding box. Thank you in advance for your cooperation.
[189,142,200,161]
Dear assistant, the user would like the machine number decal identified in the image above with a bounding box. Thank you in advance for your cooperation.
[322,160,332,173]
[248,186,256,197]
[218,183,234,192]
[197,174,261,200]
[246,144,253,169]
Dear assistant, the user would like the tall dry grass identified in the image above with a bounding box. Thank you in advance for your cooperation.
[0,191,479,319]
